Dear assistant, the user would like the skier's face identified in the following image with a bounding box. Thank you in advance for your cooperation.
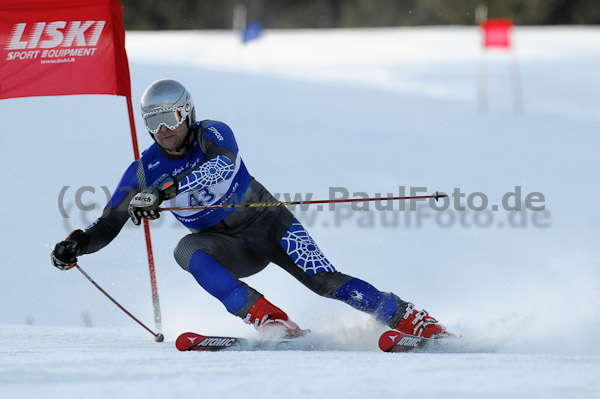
[154,123,189,154]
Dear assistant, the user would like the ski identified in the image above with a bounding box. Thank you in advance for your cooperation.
[178,330,491,353]
[378,330,466,353]
[176,332,311,352]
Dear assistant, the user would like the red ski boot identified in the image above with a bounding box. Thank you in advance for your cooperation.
[394,303,451,339]
[243,297,308,339]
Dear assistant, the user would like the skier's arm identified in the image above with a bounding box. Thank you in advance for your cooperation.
[51,160,142,269]
[83,160,142,253]
[178,121,239,193]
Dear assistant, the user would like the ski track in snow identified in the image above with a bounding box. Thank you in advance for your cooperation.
[1,27,600,398]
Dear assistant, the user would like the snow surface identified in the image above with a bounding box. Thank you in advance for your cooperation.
[1,26,600,398]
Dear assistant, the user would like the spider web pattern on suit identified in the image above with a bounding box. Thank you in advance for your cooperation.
[280,219,335,275]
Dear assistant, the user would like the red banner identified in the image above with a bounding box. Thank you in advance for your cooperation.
[0,0,131,99]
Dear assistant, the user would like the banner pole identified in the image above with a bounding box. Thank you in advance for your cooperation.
[126,95,141,158]
[126,95,163,333]
[477,48,487,114]
[509,50,524,115]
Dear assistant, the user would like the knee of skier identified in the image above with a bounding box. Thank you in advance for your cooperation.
[173,234,203,272]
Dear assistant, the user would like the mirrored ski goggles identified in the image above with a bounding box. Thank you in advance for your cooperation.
[142,106,188,134]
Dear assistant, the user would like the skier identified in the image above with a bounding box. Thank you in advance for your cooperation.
[51,79,450,339]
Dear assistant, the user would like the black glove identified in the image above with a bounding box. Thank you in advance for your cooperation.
[128,174,178,226]
[51,230,89,270]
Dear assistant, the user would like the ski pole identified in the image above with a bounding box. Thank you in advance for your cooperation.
[161,191,448,212]
[74,264,164,342]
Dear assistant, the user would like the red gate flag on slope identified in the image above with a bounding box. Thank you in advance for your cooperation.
[0,0,163,335]
[0,0,131,99]
[481,19,512,50]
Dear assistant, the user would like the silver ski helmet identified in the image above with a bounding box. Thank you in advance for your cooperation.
[140,79,196,134]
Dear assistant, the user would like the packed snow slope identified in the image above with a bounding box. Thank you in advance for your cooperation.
[1,26,599,399]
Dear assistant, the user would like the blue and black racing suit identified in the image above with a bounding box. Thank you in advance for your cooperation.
[80,120,409,326]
